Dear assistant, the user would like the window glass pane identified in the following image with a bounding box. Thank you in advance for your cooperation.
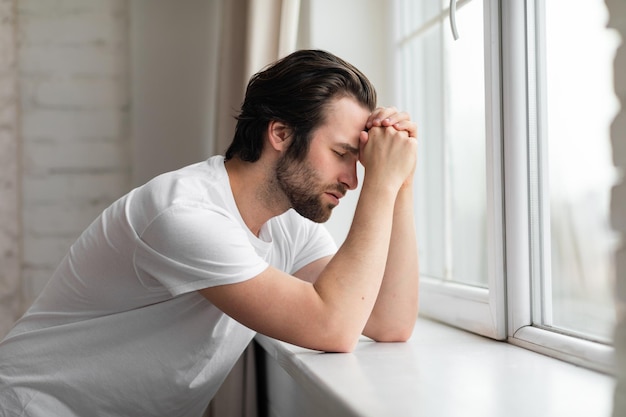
[535,0,620,342]
[399,0,487,287]
[399,0,444,36]
[408,18,446,281]
[445,0,487,287]
[396,0,447,281]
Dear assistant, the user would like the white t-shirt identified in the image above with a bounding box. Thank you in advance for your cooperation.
[0,156,337,417]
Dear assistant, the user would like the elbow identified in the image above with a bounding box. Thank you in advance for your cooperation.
[365,311,419,343]
[321,328,361,353]
[313,320,417,352]
[310,335,358,353]
[388,326,414,342]
[389,314,419,342]
[313,318,362,353]
[323,339,358,353]
[369,325,414,343]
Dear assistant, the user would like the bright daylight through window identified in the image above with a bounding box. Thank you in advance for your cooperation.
[395,0,505,340]
[528,0,619,344]
[395,0,620,365]
[398,0,487,288]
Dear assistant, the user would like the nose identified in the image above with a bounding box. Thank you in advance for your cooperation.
[339,163,358,191]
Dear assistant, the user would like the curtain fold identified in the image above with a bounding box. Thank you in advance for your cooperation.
[206,1,300,416]
[212,0,301,156]
[244,0,301,79]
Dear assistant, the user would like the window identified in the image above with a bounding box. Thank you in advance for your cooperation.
[529,0,618,344]
[395,0,619,372]
[394,0,505,339]
[507,0,618,373]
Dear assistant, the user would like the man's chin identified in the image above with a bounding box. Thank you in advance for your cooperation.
[295,205,334,223]
[305,213,332,224]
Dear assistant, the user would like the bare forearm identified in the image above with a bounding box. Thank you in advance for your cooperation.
[313,180,397,350]
[363,184,419,341]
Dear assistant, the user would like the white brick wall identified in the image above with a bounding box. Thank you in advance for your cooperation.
[18,0,131,300]
[0,0,22,337]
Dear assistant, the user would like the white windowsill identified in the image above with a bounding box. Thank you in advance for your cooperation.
[255,318,615,417]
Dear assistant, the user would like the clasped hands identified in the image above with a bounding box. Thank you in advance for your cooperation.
[359,107,418,189]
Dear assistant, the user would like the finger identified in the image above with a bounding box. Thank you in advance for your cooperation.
[390,120,418,138]
[380,111,412,128]
[366,106,399,129]
[359,130,369,144]
[358,130,369,157]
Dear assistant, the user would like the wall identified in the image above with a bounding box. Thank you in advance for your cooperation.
[18,0,131,302]
[0,0,132,336]
[609,0,626,414]
[0,0,21,337]
[130,0,221,187]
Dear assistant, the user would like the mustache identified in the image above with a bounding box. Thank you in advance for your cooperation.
[327,184,347,198]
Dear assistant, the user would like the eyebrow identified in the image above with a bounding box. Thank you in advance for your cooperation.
[338,143,360,156]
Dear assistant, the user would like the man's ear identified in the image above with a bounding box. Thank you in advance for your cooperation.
[267,121,293,152]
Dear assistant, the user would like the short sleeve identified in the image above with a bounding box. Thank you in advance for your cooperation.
[133,204,269,296]
[274,211,337,273]
[291,224,337,272]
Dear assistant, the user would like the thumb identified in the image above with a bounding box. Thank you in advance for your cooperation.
[358,130,369,161]
[359,130,369,147]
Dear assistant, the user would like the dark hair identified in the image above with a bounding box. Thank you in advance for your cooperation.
[225,49,377,162]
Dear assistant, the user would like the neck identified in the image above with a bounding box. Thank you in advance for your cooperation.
[224,156,290,236]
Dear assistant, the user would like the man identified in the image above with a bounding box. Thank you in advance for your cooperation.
[0,50,418,416]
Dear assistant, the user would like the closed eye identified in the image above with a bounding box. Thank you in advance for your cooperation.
[332,143,359,160]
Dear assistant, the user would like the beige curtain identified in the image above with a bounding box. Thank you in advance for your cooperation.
[206,1,300,416]
[212,0,301,156]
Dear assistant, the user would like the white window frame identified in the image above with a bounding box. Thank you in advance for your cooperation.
[396,0,615,373]
[502,0,614,374]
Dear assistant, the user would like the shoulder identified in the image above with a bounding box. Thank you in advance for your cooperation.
[269,210,337,270]
[144,156,228,204]
[129,156,235,233]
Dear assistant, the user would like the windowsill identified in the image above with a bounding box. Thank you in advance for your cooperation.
[255,318,615,417]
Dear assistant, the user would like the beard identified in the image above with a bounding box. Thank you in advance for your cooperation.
[275,154,346,223]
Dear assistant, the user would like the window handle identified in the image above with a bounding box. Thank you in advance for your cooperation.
[450,0,460,40]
